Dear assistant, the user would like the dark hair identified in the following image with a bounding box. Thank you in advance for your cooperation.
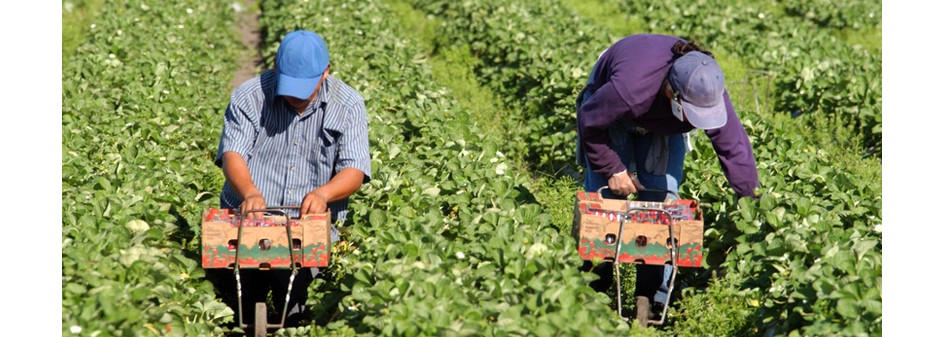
[664,40,715,97]
[671,40,714,59]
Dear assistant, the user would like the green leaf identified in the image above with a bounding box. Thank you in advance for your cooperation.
[369,209,388,227]
[853,239,878,261]
[836,298,859,318]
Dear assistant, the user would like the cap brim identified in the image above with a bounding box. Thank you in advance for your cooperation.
[277,73,319,100]
[681,101,727,130]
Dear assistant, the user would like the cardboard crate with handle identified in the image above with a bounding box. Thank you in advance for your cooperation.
[201,208,332,269]
[572,190,704,268]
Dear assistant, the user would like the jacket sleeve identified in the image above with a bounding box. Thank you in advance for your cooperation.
[704,91,760,198]
[577,80,631,177]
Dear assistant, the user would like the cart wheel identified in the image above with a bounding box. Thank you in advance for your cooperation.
[635,296,650,328]
[254,302,268,337]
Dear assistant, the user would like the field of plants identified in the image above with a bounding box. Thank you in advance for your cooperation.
[61,0,882,336]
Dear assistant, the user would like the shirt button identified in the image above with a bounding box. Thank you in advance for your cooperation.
[291,166,296,171]
[288,190,292,195]
[293,141,299,146]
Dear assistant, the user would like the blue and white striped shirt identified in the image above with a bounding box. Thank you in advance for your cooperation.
[216,69,372,228]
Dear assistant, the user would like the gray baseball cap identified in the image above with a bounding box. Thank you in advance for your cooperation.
[669,51,728,130]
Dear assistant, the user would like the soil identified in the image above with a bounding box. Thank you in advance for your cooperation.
[230,0,264,90]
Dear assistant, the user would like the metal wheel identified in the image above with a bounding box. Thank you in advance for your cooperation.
[254,302,268,337]
[635,296,650,328]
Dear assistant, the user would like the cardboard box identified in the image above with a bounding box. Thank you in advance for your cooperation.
[201,208,331,269]
[572,191,703,267]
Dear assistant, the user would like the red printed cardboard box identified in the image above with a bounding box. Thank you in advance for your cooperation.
[201,208,331,269]
[572,191,704,267]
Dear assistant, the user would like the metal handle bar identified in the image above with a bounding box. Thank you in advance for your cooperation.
[596,186,680,200]
[234,205,302,330]
[595,187,680,325]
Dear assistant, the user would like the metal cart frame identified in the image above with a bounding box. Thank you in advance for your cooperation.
[597,187,680,326]
[232,206,301,337]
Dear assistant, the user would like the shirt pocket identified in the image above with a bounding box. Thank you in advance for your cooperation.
[313,126,341,173]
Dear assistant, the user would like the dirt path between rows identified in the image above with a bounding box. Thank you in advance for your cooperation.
[230,0,264,90]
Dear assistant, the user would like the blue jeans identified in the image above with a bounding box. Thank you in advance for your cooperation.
[581,131,686,306]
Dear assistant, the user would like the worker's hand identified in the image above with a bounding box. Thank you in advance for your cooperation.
[301,189,329,216]
[240,193,267,220]
[607,170,645,196]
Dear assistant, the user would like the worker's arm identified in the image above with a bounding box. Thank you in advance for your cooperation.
[301,167,365,216]
[221,151,266,218]
[703,91,760,199]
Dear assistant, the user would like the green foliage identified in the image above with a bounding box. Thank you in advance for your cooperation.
[62,0,106,62]
[670,272,762,337]
[62,0,242,335]
[408,0,616,176]
[689,112,881,336]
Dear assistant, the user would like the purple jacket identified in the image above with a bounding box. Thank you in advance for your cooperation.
[577,34,759,198]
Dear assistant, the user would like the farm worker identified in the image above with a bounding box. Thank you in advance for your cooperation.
[206,29,371,327]
[575,34,759,326]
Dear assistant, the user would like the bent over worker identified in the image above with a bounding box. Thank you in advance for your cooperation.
[575,34,759,327]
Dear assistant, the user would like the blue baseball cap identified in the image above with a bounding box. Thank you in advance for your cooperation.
[275,30,330,100]
[669,51,728,130]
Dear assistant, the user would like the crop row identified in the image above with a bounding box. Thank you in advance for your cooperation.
[62,1,243,335]
[255,0,633,335]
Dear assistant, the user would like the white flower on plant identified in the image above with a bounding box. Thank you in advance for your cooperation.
[456,190,465,195]
[117,30,122,35]
[383,185,391,191]
[186,8,193,14]
[70,326,82,334]
[525,243,548,259]
[125,219,150,233]
[490,157,498,163]
[177,24,184,29]
[496,151,505,158]
[873,224,882,233]
[456,251,465,259]
[109,53,116,59]
[758,12,765,19]
[496,162,508,175]
[90,23,96,29]
[571,68,584,79]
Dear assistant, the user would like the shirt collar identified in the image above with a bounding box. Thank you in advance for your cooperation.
[299,75,332,117]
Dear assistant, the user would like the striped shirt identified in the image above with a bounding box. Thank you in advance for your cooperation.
[215,69,372,231]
